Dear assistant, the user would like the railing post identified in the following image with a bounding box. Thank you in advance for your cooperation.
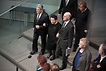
[16,67,18,71]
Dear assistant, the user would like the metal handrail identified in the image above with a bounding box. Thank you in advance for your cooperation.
[0,50,28,71]
[0,0,29,17]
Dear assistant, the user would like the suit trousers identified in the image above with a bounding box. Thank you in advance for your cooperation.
[55,44,67,67]
[32,31,46,53]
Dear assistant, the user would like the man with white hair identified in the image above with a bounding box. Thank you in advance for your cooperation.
[30,4,50,55]
[55,12,74,70]
[93,43,106,71]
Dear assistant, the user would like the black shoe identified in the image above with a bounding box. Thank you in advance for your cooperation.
[50,55,55,60]
[59,66,66,70]
[72,50,76,52]
[28,55,32,58]
[55,55,59,59]
[30,51,36,55]
[39,52,44,55]
[47,54,51,59]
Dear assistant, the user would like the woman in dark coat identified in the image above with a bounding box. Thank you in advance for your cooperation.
[73,1,91,52]
[46,14,61,60]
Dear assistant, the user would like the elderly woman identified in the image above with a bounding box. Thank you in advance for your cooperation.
[72,38,92,71]
[73,1,91,52]
[46,14,61,60]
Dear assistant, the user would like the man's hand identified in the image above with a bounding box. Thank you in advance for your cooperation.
[56,33,59,38]
[84,30,87,33]
[97,64,101,68]
[67,47,71,50]
[36,25,40,29]
[43,23,46,27]
[33,28,34,30]
[58,14,61,17]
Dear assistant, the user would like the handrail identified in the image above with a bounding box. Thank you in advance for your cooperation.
[0,50,28,71]
[0,0,29,17]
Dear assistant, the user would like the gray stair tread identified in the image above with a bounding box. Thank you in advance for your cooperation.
[0,37,32,60]
[22,28,33,41]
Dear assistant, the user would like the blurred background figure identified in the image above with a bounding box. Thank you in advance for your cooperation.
[92,43,106,71]
[72,38,92,71]
[46,14,61,60]
[50,64,60,71]
[36,55,50,71]
[73,1,91,52]
[58,0,78,20]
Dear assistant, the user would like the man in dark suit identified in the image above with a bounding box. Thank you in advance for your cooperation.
[93,43,106,71]
[56,12,74,70]
[58,0,78,19]
[30,4,50,55]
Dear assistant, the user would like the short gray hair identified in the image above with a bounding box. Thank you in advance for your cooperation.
[64,12,72,19]
[36,4,43,10]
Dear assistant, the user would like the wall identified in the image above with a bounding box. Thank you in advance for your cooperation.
[0,0,60,21]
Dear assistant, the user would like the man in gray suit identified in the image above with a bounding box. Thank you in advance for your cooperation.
[56,12,74,70]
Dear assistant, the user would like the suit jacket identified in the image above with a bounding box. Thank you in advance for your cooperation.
[57,21,74,49]
[93,55,106,71]
[33,11,50,35]
[58,0,78,18]
[73,48,92,71]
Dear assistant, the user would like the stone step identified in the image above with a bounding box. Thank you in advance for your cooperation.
[21,28,33,42]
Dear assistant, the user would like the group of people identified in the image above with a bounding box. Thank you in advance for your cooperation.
[29,0,106,71]
[36,55,60,71]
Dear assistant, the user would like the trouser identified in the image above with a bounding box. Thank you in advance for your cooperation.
[55,44,67,67]
[32,32,46,53]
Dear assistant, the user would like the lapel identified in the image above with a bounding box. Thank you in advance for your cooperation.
[80,48,87,57]
[65,0,70,6]
[100,56,106,64]
[36,12,43,22]
[60,21,71,33]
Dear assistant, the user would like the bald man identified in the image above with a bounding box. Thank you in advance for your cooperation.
[55,12,74,70]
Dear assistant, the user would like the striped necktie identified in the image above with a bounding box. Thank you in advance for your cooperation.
[37,14,40,20]
[65,0,69,6]
[62,22,66,28]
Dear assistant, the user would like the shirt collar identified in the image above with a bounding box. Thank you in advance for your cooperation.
[64,20,70,27]
[100,55,106,62]
[38,12,43,18]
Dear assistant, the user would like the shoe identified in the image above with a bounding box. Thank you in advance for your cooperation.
[55,55,59,59]
[47,54,51,59]
[28,55,32,58]
[39,52,44,55]
[30,51,36,55]
[59,66,66,70]
[72,50,76,52]
[50,55,55,60]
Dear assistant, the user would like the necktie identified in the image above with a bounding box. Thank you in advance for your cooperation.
[37,14,40,20]
[65,0,68,6]
[62,22,66,28]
